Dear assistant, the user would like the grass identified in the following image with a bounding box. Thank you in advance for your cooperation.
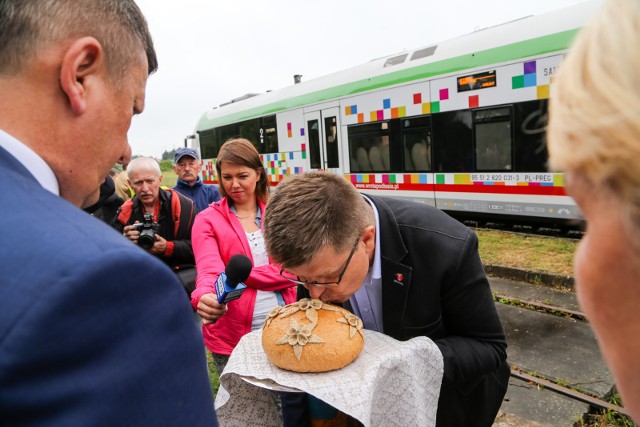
[156,174,577,278]
[474,228,577,277]
[206,351,220,396]
[575,392,635,427]
[203,227,578,401]
[161,169,178,188]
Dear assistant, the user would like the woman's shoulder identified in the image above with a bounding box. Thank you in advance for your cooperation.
[195,198,231,223]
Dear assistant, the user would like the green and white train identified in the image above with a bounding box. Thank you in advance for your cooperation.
[189,1,602,225]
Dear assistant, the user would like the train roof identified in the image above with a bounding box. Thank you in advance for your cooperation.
[195,0,602,132]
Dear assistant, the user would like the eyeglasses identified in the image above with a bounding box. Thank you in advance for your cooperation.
[279,236,360,288]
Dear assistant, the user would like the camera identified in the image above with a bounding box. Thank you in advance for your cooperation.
[132,213,160,250]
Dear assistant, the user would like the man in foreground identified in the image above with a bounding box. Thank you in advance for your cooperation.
[0,1,217,425]
[263,172,509,427]
[173,147,221,212]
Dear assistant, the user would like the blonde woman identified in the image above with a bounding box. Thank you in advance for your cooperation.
[547,0,640,421]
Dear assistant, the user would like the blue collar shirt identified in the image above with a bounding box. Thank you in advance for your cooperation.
[349,195,383,333]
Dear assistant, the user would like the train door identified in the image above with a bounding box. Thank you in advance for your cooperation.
[304,107,342,173]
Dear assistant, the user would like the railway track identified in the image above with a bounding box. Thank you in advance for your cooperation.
[510,368,631,419]
[462,219,584,240]
[490,277,633,425]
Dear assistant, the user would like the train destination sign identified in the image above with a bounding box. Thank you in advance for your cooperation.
[457,70,497,92]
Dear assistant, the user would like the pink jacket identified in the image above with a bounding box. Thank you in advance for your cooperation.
[190,197,297,355]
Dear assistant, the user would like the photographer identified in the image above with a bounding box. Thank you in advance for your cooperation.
[114,157,196,274]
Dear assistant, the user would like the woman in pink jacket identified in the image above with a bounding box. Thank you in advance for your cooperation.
[190,138,297,377]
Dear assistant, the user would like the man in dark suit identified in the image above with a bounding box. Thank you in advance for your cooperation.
[264,172,509,427]
[0,1,217,425]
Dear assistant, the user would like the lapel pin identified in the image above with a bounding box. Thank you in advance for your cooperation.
[394,273,404,286]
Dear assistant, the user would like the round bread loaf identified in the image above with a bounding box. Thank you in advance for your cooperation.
[261,298,364,372]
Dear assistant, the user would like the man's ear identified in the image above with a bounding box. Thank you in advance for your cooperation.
[59,37,104,115]
[362,225,376,251]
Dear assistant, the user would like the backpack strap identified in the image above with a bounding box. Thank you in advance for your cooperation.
[116,199,134,227]
[167,189,195,238]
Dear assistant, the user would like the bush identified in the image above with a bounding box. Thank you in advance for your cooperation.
[159,159,173,172]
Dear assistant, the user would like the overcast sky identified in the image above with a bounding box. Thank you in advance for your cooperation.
[130,0,593,158]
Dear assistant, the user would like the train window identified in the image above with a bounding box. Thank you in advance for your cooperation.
[307,119,321,169]
[238,118,261,150]
[347,122,390,172]
[199,129,217,160]
[215,124,238,155]
[432,110,473,172]
[475,107,510,122]
[201,116,278,160]
[474,107,512,171]
[261,115,279,153]
[514,100,548,172]
[402,116,432,171]
[324,116,339,168]
[234,116,279,154]
[383,54,408,68]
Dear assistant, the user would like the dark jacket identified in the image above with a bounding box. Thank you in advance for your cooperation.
[114,188,196,269]
[295,195,509,427]
[84,175,124,224]
[173,177,221,212]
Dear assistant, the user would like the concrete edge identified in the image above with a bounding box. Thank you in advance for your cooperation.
[484,264,575,289]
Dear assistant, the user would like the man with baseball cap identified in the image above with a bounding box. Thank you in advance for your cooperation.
[173,147,221,212]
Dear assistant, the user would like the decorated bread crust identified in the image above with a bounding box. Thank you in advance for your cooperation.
[261,298,365,372]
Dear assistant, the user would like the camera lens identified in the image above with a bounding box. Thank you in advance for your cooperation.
[138,230,155,250]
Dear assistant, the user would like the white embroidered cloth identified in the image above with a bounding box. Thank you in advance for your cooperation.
[215,329,444,427]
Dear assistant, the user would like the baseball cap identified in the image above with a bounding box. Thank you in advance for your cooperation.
[174,147,200,163]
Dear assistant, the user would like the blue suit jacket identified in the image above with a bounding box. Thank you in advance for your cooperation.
[0,146,218,426]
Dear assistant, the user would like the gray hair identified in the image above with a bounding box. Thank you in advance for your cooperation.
[127,157,161,177]
[0,0,158,80]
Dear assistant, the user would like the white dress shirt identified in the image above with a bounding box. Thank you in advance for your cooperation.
[0,129,59,195]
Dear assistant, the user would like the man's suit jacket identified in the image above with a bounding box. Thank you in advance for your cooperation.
[298,195,509,427]
[371,195,509,427]
[0,146,218,426]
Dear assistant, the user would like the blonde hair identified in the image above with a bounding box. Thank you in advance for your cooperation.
[547,0,640,230]
[263,172,371,268]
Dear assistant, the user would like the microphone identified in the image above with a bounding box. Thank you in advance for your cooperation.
[215,254,252,304]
